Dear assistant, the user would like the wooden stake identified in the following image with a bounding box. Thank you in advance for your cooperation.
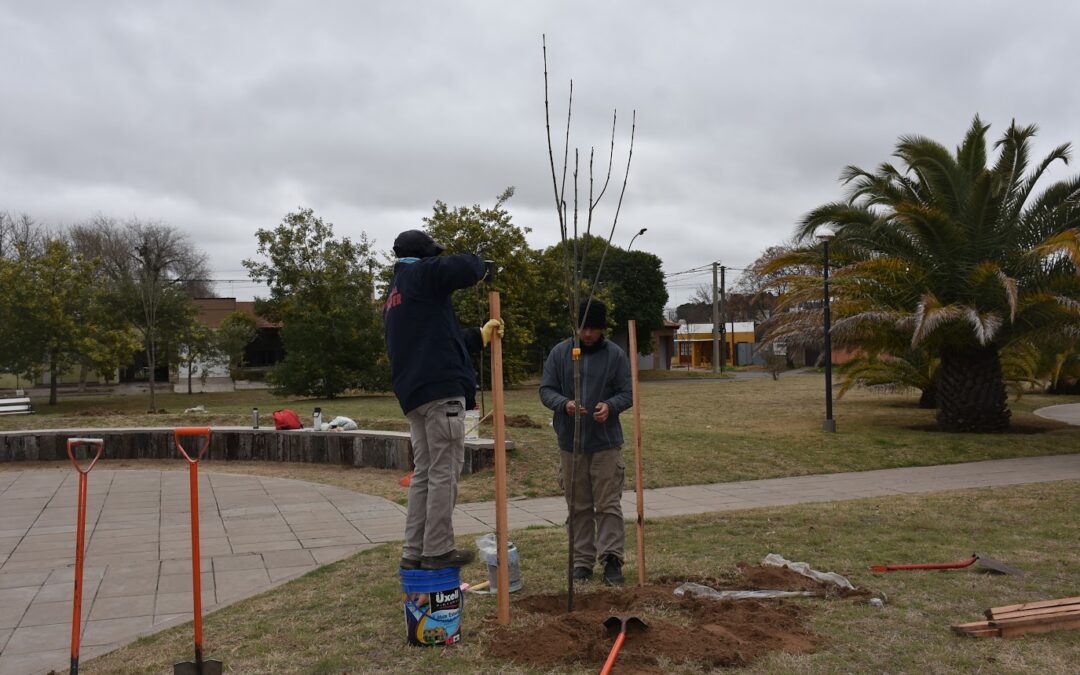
[627,320,646,586]
[489,291,511,625]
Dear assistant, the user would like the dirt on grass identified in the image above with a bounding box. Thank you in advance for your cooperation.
[484,565,866,672]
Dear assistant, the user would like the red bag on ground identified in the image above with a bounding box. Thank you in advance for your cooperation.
[272,409,303,430]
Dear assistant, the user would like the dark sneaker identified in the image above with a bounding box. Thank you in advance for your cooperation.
[573,566,593,581]
[603,557,624,586]
[421,549,475,569]
[400,557,421,570]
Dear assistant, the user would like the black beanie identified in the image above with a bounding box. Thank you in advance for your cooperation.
[393,230,445,258]
[578,300,608,329]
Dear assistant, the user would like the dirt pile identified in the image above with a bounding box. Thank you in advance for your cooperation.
[484,565,855,672]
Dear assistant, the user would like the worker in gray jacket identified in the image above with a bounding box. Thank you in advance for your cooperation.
[539,300,633,585]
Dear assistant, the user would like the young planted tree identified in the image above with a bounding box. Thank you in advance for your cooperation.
[244,208,387,398]
[774,117,1080,431]
[543,36,636,607]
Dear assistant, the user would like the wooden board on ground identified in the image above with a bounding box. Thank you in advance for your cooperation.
[955,596,1080,639]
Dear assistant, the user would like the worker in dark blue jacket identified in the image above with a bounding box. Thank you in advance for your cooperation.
[383,229,502,570]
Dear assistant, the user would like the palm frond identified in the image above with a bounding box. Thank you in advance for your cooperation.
[965,307,1003,345]
[912,293,964,346]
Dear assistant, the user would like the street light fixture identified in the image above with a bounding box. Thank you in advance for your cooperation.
[817,226,836,433]
[627,227,648,251]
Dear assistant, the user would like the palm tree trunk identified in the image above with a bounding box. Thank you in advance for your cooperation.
[936,345,1010,432]
[918,385,937,409]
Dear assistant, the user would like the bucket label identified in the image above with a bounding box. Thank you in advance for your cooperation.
[404,587,462,646]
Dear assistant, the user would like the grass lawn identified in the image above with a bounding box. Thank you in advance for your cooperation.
[3,375,1078,504]
[80,481,1080,674]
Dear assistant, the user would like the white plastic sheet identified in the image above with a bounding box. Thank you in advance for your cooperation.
[761,553,855,590]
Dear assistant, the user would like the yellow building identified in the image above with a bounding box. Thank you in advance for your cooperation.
[673,322,756,368]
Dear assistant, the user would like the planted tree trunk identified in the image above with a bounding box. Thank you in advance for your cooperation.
[936,345,1010,432]
[49,354,59,405]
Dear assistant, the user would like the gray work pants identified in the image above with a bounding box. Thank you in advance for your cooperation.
[403,397,466,559]
[559,448,625,568]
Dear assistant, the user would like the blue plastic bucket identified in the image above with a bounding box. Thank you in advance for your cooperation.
[400,567,463,646]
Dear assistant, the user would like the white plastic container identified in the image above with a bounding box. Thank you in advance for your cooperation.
[464,409,480,440]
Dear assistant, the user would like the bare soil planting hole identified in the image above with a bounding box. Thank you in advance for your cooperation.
[483,565,867,672]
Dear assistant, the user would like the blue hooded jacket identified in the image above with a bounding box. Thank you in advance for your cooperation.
[382,253,486,414]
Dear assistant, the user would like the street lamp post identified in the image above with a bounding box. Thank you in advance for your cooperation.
[818,228,836,432]
[627,227,647,251]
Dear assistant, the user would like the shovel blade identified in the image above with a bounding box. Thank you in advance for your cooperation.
[974,554,1025,576]
[174,659,223,675]
[603,614,648,637]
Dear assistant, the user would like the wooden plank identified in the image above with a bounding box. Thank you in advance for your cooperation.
[990,604,1080,622]
[999,615,1080,638]
[988,596,1080,616]
[488,291,510,627]
[952,620,991,630]
[950,621,998,638]
[0,397,31,404]
[627,319,646,587]
[990,607,1080,628]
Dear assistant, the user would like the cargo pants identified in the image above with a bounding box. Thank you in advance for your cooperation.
[403,396,466,560]
[559,448,625,569]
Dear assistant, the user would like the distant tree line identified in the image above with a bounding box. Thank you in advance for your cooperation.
[1,189,669,403]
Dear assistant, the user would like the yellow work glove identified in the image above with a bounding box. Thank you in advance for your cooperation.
[481,318,505,346]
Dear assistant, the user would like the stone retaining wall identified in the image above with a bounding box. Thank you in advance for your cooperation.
[0,427,500,474]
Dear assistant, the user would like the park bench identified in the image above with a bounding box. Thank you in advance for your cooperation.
[0,396,34,415]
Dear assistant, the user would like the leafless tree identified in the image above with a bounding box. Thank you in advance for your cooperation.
[543,35,636,610]
[71,216,211,410]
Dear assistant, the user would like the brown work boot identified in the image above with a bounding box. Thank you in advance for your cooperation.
[421,549,475,569]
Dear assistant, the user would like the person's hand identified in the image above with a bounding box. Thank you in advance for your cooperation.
[481,318,505,346]
[593,401,610,423]
[565,400,587,416]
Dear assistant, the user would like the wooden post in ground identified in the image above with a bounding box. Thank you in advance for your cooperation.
[627,320,646,586]
[489,291,511,624]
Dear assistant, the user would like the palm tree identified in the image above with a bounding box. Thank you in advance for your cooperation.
[777,117,1080,432]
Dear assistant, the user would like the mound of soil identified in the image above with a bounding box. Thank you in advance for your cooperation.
[482,414,541,429]
[483,565,855,672]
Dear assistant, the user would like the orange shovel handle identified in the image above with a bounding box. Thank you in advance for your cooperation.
[175,427,212,463]
[175,427,213,659]
[599,632,627,675]
[870,556,978,572]
[66,438,104,474]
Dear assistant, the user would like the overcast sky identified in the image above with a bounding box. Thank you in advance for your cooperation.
[3,1,1078,307]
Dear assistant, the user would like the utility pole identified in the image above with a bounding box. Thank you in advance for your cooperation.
[719,265,726,371]
[711,262,720,374]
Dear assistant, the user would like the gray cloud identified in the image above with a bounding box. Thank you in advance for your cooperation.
[2,0,1078,307]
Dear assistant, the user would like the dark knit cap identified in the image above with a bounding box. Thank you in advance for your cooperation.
[393,230,445,258]
[578,300,608,329]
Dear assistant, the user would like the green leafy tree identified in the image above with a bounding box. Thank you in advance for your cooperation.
[174,318,218,394]
[539,234,667,354]
[777,117,1080,431]
[216,311,258,382]
[421,188,548,382]
[10,240,103,404]
[244,207,387,398]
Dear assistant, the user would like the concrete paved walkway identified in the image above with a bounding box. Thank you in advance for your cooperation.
[1034,402,1080,426]
[2,452,1079,674]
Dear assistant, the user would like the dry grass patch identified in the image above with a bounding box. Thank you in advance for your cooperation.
[81,481,1079,674]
